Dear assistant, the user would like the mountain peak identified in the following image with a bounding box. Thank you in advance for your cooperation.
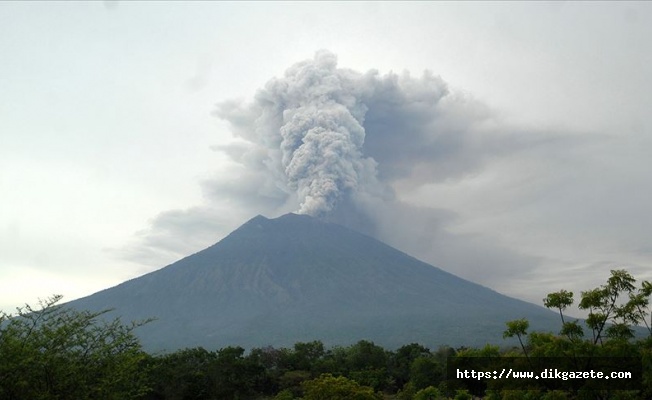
[238,213,316,230]
[68,214,560,351]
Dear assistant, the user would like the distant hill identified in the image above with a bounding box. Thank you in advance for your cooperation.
[67,213,561,352]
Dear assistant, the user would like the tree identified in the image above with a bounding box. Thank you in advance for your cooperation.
[273,389,296,400]
[579,270,640,343]
[146,347,217,400]
[509,269,652,350]
[413,385,443,400]
[0,295,151,400]
[504,318,530,359]
[301,373,382,400]
[345,340,388,372]
[409,357,444,391]
[501,270,652,398]
[291,340,325,371]
[344,340,390,392]
[544,290,584,343]
[389,343,431,389]
[210,346,268,399]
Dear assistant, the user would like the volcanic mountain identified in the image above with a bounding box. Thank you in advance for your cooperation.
[67,213,560,351]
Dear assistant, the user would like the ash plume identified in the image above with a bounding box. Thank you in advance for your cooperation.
[213,50,453,219]
[123,49,597,296]
[206,50,559,288]
[216,51,379,216]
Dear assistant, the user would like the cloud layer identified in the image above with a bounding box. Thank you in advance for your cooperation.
[118,50,652,309]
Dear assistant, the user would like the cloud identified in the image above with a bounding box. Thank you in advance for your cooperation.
[214,50,384,216]
[116,50,652,308]
[115,206,245,269]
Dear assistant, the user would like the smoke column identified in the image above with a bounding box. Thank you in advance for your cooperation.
[214,50,450,218]
[127,50,618,301]
[275,51,373,214]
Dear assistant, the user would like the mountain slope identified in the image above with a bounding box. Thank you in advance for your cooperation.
[67,213,560,351]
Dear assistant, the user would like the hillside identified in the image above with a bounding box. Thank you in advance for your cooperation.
[67,213,561,351]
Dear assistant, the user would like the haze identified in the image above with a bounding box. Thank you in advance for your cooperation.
[1,2,651,316]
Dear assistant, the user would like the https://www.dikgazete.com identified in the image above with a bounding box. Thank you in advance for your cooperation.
[447,357,642,391]
[456,368,633,381]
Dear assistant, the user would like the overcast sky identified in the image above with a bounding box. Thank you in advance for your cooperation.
[2,2,651,317]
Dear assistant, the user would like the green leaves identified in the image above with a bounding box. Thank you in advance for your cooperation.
[301,373,382,400]
[630,280,652,335]
[578,287,609,310]
[0,295,151,400]
[503,319,529,339]
[607,269,637,294]
[504,319,530,358]
[544,290,575,335]
[559,321,583,341]
[543,290,574,312]
[413,385,444,400]
[507,268,652,362]
[576,269,652,344]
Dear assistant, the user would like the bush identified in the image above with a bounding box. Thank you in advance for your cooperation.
[0,295,151,400]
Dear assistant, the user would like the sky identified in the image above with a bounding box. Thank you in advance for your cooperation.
[1,2,651,317]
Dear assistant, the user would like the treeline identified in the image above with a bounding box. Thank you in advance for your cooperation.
[0,294,460,399]
[142,339,457,400]
[1,269,651,399]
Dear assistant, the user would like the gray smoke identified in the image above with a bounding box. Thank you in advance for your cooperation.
[213,50,454,219]
[208,50,573,288]
[124,49,553,275]
[115,49,652,311]
[276,53,372,215]
[215,51,376,215]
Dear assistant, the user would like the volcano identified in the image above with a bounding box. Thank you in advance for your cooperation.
[67,213,560,351]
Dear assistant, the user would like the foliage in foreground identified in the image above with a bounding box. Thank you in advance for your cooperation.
[0,294,151,400]
[497,269,652,400]
[2,269,651,399]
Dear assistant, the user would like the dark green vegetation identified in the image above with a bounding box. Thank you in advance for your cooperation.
[0,295,151,400]
[2,270,651,399]
[66,213,561,351]
[488,269,652,400]
[0,294,463,399]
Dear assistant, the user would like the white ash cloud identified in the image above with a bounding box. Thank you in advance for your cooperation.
[117,50,652,308]
[119,50,567,276]
[211,50,550,234]
[213,50,459,219]
[214,50,381,216]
